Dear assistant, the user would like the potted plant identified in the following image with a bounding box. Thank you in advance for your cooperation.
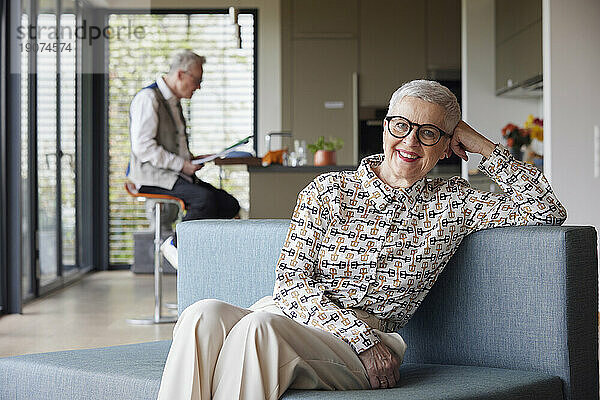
[308,136,344,166]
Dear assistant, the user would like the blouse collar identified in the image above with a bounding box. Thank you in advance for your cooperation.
[356,154,427,210]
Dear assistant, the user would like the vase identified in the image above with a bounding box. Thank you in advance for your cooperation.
[314,150,336,166]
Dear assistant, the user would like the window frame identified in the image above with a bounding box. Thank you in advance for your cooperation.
[1,0,98,312]
[1,0,25,314]
[0,0,8,315]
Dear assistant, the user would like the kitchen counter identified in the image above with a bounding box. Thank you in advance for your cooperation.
[248,165,354,173]
[249,163,461,175]
[248,163,462,218]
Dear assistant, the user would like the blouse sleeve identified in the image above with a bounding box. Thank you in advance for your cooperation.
[273,179,381,354]
[458,144,567,232]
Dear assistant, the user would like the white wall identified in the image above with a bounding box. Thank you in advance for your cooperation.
[103,0,282,156]
[543,0,600,260]
[463,0,599,305]
[461,0,540,177]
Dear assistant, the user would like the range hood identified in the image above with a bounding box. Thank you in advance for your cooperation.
[497,74,543,98]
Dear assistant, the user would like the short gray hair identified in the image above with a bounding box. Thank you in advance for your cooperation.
[168,50,206,74]
[388,80,461,132]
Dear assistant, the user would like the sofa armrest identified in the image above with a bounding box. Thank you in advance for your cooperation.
[400,226,598,400]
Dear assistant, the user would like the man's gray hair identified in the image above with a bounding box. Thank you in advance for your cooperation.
[388,80,461,132]
[168,50,206,74]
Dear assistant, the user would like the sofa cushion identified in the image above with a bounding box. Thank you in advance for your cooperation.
[284,363,563,399]
[0,340,562,400]
[0,341,170,400]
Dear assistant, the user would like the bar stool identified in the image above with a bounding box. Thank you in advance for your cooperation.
[124,181,185,325]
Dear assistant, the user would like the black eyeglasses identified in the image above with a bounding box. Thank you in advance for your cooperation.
[384,115,450,146]
[184,70,203,86]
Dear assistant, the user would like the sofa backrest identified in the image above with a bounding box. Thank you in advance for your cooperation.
[177,220,598,400]
[177,219,289,311]
[400,225,597,400]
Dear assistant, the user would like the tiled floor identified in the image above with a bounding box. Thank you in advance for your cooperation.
[0,271,176,357]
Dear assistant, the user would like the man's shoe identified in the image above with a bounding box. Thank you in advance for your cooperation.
[160,236,178,270]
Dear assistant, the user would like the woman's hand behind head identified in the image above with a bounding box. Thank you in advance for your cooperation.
[450,121,496,161]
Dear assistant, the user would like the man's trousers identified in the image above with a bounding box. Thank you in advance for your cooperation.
[139,177,240,222]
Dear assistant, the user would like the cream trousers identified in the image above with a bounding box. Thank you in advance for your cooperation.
[157,296,407,400]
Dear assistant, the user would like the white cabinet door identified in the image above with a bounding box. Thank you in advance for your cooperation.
[359,0,427,107]
[292,39,358,165]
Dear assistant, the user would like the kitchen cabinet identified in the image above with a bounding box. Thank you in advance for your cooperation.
[292,39,357,166]
[292,0,358,38]
[281,0,461,164]
[495,0,542,94]
[495,0,541,45]
[284,0,359,166]
[359,0,427,107]
[248,165,352,218]
[248,164,462,218]
[426,0,461,74]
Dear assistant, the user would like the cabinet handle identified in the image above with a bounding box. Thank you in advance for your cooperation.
[352,72,359,165]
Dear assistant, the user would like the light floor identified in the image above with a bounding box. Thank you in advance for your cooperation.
[0,271,176,357]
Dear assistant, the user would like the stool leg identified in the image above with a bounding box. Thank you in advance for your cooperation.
[154,201,162,322]
[164,203,180,310]
[126,201,177,325]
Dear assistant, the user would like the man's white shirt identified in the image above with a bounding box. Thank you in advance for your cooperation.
[129,75,192,188]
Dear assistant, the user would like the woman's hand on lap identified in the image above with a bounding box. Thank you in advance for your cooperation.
[449,121,496,161]
[358,342,401,389]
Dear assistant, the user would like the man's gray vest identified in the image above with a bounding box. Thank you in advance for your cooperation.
[127,81,189,190]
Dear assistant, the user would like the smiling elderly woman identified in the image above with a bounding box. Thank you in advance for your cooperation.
[157,80,567,399]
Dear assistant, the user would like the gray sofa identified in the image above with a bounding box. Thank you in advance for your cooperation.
[0,220,597,399]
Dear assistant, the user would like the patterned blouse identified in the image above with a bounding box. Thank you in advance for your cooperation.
[273,145,567,354]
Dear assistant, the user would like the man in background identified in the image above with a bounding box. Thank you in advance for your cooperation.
[127,50,240,263]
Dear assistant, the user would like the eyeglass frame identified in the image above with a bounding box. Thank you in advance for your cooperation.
[183,70,203,86]
[384,115,451,146]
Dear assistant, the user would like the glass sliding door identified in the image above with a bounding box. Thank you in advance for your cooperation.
[36,0,59,287]
[20,0,34,300]
[20,0,80,293]
[0,0,4,313]
[59,0,77,274]
[8,0,84,307]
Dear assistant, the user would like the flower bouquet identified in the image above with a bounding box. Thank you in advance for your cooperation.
[501,115,543,166]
